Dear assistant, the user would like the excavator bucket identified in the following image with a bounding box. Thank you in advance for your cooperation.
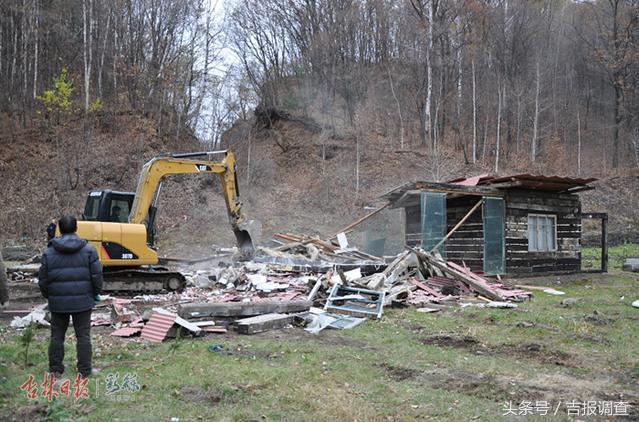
[233,219,261,257]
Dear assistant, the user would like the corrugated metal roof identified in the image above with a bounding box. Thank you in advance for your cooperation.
[141,312,176,342]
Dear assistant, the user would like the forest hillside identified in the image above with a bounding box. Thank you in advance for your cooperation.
[1,0,638,254]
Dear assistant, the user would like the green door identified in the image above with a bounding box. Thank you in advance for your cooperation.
[420,192,447,257]
[483,197,505,275]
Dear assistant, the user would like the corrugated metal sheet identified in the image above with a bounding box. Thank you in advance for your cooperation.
[141,312,176,342]
[111,327,142,337]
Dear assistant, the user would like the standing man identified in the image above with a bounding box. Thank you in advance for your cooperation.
[46,219,57,243]
[0,250,8,307]
[38,216,102,379]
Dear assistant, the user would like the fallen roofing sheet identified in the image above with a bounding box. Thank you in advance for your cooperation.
[141,311,176,342]
[111,327,142,337]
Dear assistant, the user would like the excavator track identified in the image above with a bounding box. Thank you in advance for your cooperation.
[102,268,186,295]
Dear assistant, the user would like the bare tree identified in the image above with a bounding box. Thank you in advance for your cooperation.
[531,60,541,163]
[82,0,92,112]
[409,0,435,146]
[579,0,639,168]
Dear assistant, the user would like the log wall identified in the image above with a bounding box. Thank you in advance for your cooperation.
[444,196,485,272]
[401,188,583,276]
[504,189,581,275]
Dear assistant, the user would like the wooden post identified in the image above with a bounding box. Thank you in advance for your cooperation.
[430,199,483,253]
[601,214,608,273]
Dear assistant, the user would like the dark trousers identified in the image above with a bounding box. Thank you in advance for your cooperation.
[49,310,92,377]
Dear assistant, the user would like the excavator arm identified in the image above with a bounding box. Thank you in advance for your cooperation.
[129,150,257,253]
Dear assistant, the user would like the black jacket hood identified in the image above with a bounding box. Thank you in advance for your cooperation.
[51,234,87,254]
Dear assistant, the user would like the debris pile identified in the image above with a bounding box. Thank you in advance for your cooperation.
[9,304,49,328]
[268,233,385,264]
[411,249,531,302]
[3,232,533,340]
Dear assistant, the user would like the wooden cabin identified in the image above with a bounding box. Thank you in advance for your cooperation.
[380,174,606,276]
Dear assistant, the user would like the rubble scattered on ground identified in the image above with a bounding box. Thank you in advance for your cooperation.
[9,304,49,328]
[560,298,580,307]
[623,258,639,272]
[3,231,535,340]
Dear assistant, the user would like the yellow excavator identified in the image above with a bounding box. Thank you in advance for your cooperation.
[66,150,258,293]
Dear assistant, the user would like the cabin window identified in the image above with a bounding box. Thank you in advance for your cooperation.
[83,194,102,221]
[108,199,131,223]
[528,214,557,252]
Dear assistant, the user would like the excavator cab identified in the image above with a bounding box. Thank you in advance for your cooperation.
[83,190,135,223]
[82,190,159,246]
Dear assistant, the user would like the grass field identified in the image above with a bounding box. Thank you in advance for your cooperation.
[1,270,638,421]
[582,244,639,271]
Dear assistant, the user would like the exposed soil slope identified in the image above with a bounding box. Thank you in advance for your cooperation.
[1,109,637,258]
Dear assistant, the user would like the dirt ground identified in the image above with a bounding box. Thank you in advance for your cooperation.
[1,271,638,420]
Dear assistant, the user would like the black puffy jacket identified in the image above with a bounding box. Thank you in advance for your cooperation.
[38,234,103,313]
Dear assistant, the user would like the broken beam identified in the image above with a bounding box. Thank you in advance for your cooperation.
[178,300,312,319]
[235,313,295,334]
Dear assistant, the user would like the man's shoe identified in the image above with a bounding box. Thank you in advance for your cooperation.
[51,372,64,390]
[80,368,100,379]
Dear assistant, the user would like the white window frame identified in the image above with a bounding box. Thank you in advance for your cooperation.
[527,214,558,252]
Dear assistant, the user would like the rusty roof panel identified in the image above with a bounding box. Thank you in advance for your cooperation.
[141,312,176,342]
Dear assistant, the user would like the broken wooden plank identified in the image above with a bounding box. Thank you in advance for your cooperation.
[178,300,312,319]
[202,326,228,333]
[383,284,415,306]
[6,263,40,274]
[381,250,412,285]
[235,313,295,334]
[409,278,444,298]
[307,277,323,301]
[412,249,503,301]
